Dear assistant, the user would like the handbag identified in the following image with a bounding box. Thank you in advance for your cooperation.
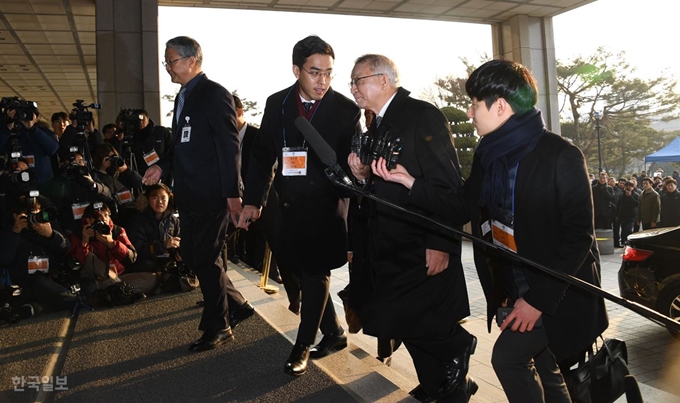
[564,337,630,403]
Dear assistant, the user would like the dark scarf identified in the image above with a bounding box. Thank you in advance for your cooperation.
[475,107,545,221]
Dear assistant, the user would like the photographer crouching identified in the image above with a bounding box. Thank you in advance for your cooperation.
[0,191,76,317]
[66,203,149,306]
[91,143,143,226]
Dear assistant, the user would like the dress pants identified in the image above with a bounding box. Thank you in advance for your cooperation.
[403,323,473,403]
[181,207,244,331]
[492,326,571,403]
[296,270,341,345]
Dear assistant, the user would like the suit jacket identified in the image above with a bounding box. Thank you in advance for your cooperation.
[160,73,241,212]
[361,87,470,340]
[243,84,360,274]
[466,130,609,361]
[240,123,258,180]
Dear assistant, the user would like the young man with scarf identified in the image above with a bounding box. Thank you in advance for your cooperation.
[463,60,609,402]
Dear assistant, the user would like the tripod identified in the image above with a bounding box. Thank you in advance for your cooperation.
[69,284,93,317]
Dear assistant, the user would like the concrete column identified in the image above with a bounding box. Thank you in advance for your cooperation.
[95,0,160,127]
[491,15,560,134]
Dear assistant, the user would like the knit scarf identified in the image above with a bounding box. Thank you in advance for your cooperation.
[475,107,546,221]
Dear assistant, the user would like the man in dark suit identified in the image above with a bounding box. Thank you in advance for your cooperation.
[347,54,477,403]
[237,36,360,376]
[463,60,609,402]
[143,36,253,352]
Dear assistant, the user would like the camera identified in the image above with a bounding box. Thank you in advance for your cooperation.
[90,219,111,235]
[6,169,36,185]
[1,96,38,122]
[71,100,101,132]
[108,155,125,168]
[354,123,402,170]
[117,108,143,140]
[28,207,57,225]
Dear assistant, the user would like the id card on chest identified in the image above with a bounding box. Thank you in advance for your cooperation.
[282,147,307,176]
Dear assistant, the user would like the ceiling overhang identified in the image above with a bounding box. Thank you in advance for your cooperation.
[0,0,595,119]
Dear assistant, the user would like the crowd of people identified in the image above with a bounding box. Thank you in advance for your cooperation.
[1,33,625,403]
[591,169,680,247]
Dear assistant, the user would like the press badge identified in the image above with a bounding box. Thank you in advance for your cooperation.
[116,190,133,204]
[71,202,89,220]
[282,147,308,176]
[491,220,517,253]
[143,150,160,166]
[28,256,49,274]
[181,116,191,143]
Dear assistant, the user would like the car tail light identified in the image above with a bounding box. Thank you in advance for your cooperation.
[622,246,654,262]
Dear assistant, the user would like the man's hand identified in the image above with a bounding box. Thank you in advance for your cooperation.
[372,158,415,190]
[500,297,543,333]
[348,153,371,181]
[165,236,181,250]
[237,205,261,230]
[425,249,449,276]
[32,221,53,238]
[226,198,242,226]
[142,165,162,185]
[12,214,28,234]
[95,230,115,248]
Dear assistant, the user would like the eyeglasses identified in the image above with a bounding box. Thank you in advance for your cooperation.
[301,67,334,80]
[348,73,383,88]
[162,56,189,67]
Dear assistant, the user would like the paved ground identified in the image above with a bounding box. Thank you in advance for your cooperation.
[1,240,679,403]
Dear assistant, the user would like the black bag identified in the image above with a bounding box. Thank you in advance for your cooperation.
[160,261,199,293]
[564,337,630,403]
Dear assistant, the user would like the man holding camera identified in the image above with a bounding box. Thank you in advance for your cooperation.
[347,54,475,402]
[0,103,59,184]
[116,109,173,183]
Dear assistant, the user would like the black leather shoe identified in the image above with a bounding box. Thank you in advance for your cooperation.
[188,328,234,352]
[463,376,479,401]
[439,335,477,397]
[229,301,255,329]
[284,341,310,376]
[309,330,347,359]
[408,384,435,403]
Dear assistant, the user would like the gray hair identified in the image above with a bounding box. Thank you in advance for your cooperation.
[166,36,203,67]
[354,54,400,87]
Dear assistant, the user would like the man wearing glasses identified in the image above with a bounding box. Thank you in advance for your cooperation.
[347,54,476,402]
[143,36,252,353]
[237,35,360,376]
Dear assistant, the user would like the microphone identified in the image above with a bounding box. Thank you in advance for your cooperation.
[294,116,353,186]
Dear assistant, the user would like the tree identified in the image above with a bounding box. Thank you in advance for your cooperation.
[162,89,262,118]
[557,47,680,174]
[441,106,477,178]
[427,56,490,111]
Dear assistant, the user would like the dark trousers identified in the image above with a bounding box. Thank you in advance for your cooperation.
[491,326,571,403]
[181,208,245,332]
[612,218,621,246]
[621,220,635,244]
[296,271,341,346]
[403,323,473,403]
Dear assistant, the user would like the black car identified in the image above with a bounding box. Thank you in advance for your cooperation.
[618,226,680,338]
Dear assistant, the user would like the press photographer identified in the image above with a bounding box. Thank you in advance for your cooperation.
[0,191,76,315]
[66,202,147,305]
[0,97,59,184]
[58,100,104,167]
[116,108,173,182]
[91,143,144,225]
[40,148,116,234]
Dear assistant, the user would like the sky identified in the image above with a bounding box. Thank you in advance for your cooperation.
[157,0,679,128]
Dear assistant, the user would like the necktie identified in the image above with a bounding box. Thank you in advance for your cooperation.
[376,115,382,127]
[176,87,186,124]
[303,102,313,113]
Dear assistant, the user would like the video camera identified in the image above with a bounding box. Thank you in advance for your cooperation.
[71,99,101,130]
[1,96,38,122]
[117,108,144,140]
[352,123,402,170]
